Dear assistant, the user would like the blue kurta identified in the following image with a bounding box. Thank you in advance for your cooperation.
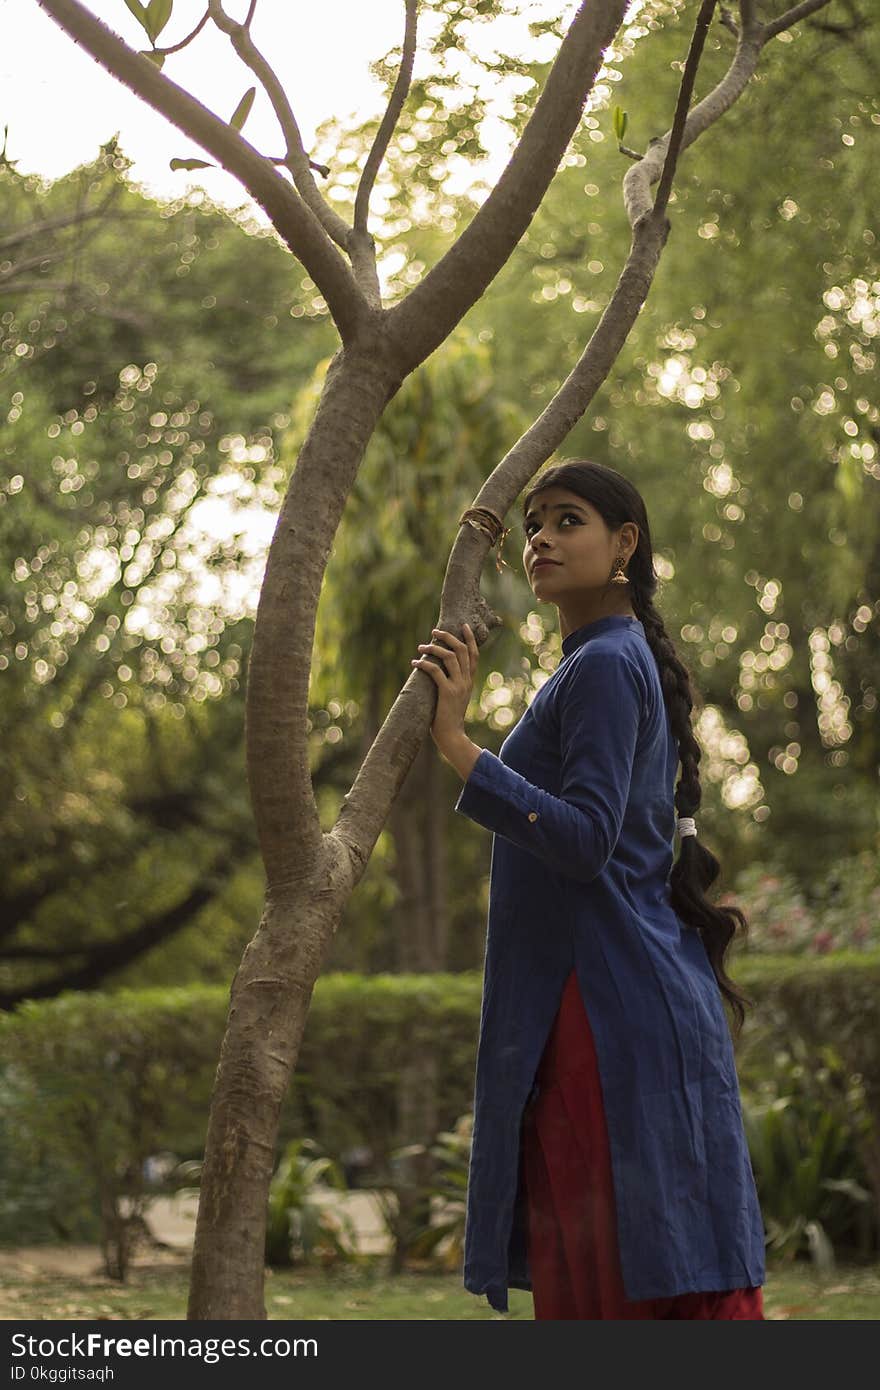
[453,614,765,1313]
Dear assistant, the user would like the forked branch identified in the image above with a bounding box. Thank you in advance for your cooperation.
[35,0,368,340]
[205,0,352,252]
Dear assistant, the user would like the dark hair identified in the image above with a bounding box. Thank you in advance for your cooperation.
[521,459,754,1037]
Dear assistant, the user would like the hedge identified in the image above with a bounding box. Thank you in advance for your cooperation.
[1,954,878,1249]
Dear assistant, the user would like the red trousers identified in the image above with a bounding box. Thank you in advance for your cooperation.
[521,969,764,1320]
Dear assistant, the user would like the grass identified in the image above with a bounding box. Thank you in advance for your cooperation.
[1,1256,879,1320]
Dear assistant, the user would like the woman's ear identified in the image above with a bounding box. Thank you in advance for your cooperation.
[623,522,639,556]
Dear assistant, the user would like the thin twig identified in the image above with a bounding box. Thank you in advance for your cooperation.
[153,6,210,56]
[354,0,419,235]
[268,155,330,177]
[719,6,739,36]
[762,0,835,41]
[385,0,630,374]
[34,0,365,340]
[0,179,123,251]
[207,0,351,251]
[653,0,719,219]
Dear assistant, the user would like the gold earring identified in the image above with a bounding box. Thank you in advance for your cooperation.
[610,555,629,585]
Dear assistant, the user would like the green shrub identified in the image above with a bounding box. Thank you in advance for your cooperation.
[404,1112,472,1271]
[725,850,880,955]
[0,985,224,1274]
[735,951,880,1251]
[264,1138,356,1268]
[740,1039,874,1268]
[1,956,878,1264]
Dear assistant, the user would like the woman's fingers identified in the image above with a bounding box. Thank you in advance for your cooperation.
[462,621,478,671]
[413,623,479,679]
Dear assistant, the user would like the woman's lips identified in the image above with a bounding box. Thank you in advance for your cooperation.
[532,560,561,571]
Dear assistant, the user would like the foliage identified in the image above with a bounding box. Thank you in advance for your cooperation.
[741,1038,875,1268]
[264,1138,358,1269]
[403,1112,473,1271]
[726,846,880,955]
[0,145,336,998]
[735,950,880,1257]
[3,959,879,1258]
[0,986,223,1271]
[2,12,879,991]
[0,1070,100,1246]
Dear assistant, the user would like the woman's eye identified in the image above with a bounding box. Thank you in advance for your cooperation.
[524,513,579,536]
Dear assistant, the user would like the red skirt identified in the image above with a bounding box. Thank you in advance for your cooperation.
[521,969,764,1320]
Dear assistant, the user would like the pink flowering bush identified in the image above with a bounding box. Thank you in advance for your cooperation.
[722,848,880,956]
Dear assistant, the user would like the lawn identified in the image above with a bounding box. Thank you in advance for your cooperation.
[1,1257,878,1320]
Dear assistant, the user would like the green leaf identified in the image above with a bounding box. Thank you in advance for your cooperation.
[145,0,173,43]
[612,105,628,143]
[229,87,256,133]
[169,158,213,171]
[139,49,166,70]
[123,0,148,30]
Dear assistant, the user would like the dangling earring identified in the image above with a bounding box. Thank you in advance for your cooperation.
[610,555,629,585]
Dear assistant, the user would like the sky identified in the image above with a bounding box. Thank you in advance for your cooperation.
[0,1,605,623]
[3,0,423,213]
[0,0,579,221]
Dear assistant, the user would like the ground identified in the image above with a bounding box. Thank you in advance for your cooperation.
[2,1194,878,1319]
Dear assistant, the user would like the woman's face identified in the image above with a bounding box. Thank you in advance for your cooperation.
[521,486,636,601]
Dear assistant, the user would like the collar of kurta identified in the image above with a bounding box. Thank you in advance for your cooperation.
[561,614,643,657]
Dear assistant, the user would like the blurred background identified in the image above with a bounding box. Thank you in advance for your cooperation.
[0,0,877,1315]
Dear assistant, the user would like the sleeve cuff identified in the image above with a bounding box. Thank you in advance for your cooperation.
[453,747,535,827]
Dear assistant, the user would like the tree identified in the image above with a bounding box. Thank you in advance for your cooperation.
[0,151,335,1000]
[32,0,849,1318]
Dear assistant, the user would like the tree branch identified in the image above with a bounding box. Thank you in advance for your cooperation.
[153,5,211,57]
[0,844,252,1009]
[385,0,630,373]
[762,0,834,41]
[624,0,833,224]
[0,177,124,252]
[34,0,368,342]
[332,0,834,873]
[653,0,718,219]
[205,0,352,252]
[0,249,68,282]
[719,6,739,36]
[354,0,419,236]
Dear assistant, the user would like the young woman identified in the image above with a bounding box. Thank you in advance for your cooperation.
[410,459,766,1320]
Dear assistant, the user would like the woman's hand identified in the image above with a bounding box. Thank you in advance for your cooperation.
[411,622,479,753]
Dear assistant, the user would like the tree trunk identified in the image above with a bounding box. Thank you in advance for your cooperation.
[187,857,343,1318]
[187,342,400,1319]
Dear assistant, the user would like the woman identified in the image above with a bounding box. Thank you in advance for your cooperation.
[410,459,766,1320]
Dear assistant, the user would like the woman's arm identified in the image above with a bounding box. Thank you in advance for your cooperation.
[453,650,645,884]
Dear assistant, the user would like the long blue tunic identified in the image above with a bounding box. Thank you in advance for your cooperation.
[453,614,765,1313]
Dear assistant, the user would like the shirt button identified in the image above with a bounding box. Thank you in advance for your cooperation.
[527,811,538,822]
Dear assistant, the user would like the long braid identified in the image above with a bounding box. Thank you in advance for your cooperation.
[632,587,754,1035]
[632,595,702,823]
